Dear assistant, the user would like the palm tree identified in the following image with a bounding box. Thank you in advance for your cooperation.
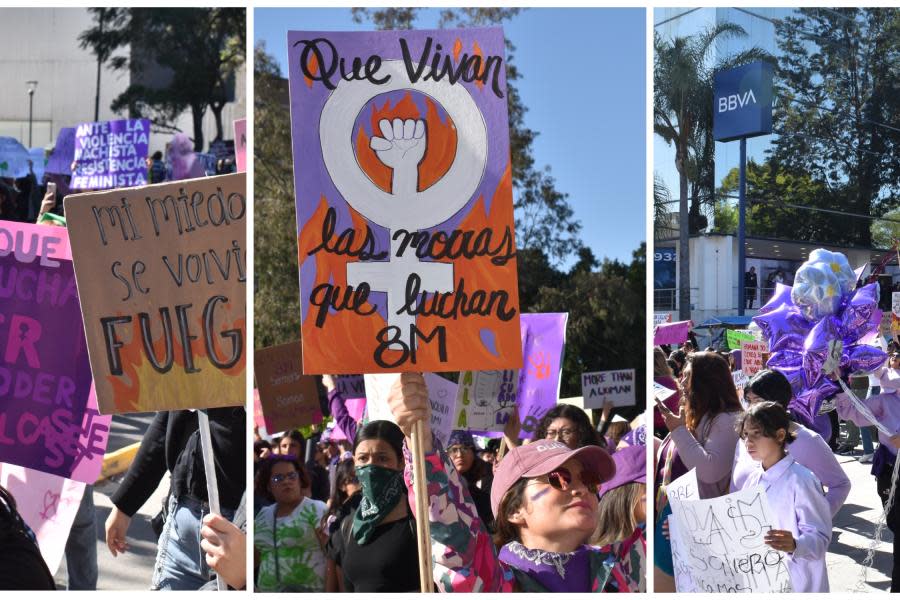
[654,23,772,320]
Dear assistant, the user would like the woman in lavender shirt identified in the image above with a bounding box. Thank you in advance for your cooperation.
[731,369,851,517]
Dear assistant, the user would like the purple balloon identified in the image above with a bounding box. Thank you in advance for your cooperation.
[841,283,880,342]
[754,304,809,353]
[768,349,803,372]
[758,283,795,315]
[812,412,833,440]
[845,343,887,373]
[803,316,842,387]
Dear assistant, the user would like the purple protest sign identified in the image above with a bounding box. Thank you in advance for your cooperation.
[46,127,75,176]
[71,118,149,190]
[0,221,96,481]
[517,313,568,438]
[654,320,693,346]
[289,27,522,375]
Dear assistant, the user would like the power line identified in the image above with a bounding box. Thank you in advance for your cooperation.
[785,96,900,136]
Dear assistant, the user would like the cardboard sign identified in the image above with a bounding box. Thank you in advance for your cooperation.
[46,128,76,176]
[63,173,247,414]
[234,119,247,173]
[581,369,636,408]
[72,118,150,190]
[654,312,672,326]
[363,372,457,446]
[0,464,86,574]
[740,340,768,376]
[0,222,109,481]
[0,136,30,178]
[668,480,792,593]
[726,329,755,350]
[517,313,567,437]
[289,27,522,374]
[454,369,518,431]
[255,341,322,432]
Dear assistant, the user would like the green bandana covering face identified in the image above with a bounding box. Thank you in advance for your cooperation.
[351,464,405,544]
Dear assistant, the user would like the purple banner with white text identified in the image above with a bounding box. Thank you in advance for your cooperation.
[72,118,149,190]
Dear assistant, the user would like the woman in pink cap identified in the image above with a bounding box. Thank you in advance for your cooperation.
[387,373,642,592]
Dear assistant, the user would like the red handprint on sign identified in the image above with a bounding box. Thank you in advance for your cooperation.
[529,352,551,380]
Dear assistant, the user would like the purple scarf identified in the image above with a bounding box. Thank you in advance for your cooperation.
[498,541,590,592]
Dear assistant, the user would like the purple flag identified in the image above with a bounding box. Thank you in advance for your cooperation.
[46,127,75,176]
[72,118,149,190]
[654,320,693,346]
[0,222,95,479]
[517,313,568,438]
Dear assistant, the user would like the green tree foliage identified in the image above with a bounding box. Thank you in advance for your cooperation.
[79,8,245,150]
[255,44,301,348]
[655,23,770,318]
[771,8,900,247]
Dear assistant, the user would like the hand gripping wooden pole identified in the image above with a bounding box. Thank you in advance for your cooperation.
[409,418,434,592]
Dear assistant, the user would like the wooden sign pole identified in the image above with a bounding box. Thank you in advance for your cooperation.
[198,409,227,591]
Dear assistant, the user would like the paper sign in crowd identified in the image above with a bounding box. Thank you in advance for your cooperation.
[364,372,457,446]
[234,119,247,173]
[0,222,110,481]
[740,340,768,376]
[581,369,636,408]
[46,128,76,176]
[0,463,86,574]
[289,27,522,375]
[667,469,792,593]
[454,369,518,431]
[254,341,322,433]
[64,173,247,414]
[726,329,755,350]
[72,118,150,190]
[516,312,568,436]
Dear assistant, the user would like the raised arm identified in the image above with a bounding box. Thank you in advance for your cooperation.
[669,412,740,485]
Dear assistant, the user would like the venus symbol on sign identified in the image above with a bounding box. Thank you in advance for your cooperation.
[320,60,488,349]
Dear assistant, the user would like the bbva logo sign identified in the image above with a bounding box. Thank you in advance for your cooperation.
[718,89,758,113]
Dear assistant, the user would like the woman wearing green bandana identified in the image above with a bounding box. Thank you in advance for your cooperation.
[254,455,327,592]
[326,420,421,592]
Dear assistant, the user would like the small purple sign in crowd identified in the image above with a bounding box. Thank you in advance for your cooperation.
[72,118,150,190]
[517,312,568,437]
[0,221,99,480]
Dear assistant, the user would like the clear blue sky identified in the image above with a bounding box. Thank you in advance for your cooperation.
[256,8,646,268]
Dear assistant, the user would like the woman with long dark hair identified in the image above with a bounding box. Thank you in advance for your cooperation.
[653,351,743,591]
[535,404,605,450]
[731,369,850,517]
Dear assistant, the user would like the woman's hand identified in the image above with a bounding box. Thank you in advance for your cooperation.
[200,513,247,589]
[764,529,797,553]
[322,374,335,393]
[105,506,131,557]
[502,408,521,450]
[386,372,432,450]
[661,517,671,540]
[655,397,686,432]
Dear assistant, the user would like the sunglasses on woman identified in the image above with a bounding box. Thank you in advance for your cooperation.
[271,471,299,484]
[531,466,601,494]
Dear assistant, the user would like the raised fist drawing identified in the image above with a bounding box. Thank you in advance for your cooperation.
[370,118,426,198]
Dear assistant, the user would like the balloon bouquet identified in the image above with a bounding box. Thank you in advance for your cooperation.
[753,249,887,436]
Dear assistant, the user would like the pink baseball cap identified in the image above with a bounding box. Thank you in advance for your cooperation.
[490,440,616,518]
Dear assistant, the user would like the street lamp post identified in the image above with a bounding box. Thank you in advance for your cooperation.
[26,81,38,147]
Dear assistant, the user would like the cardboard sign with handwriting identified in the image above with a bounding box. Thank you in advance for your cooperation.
[254,340,322,432]
[64,173,246,414]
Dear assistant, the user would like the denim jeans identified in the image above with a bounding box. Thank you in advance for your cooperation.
[64,484,98,590]
[151,495,235,590]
